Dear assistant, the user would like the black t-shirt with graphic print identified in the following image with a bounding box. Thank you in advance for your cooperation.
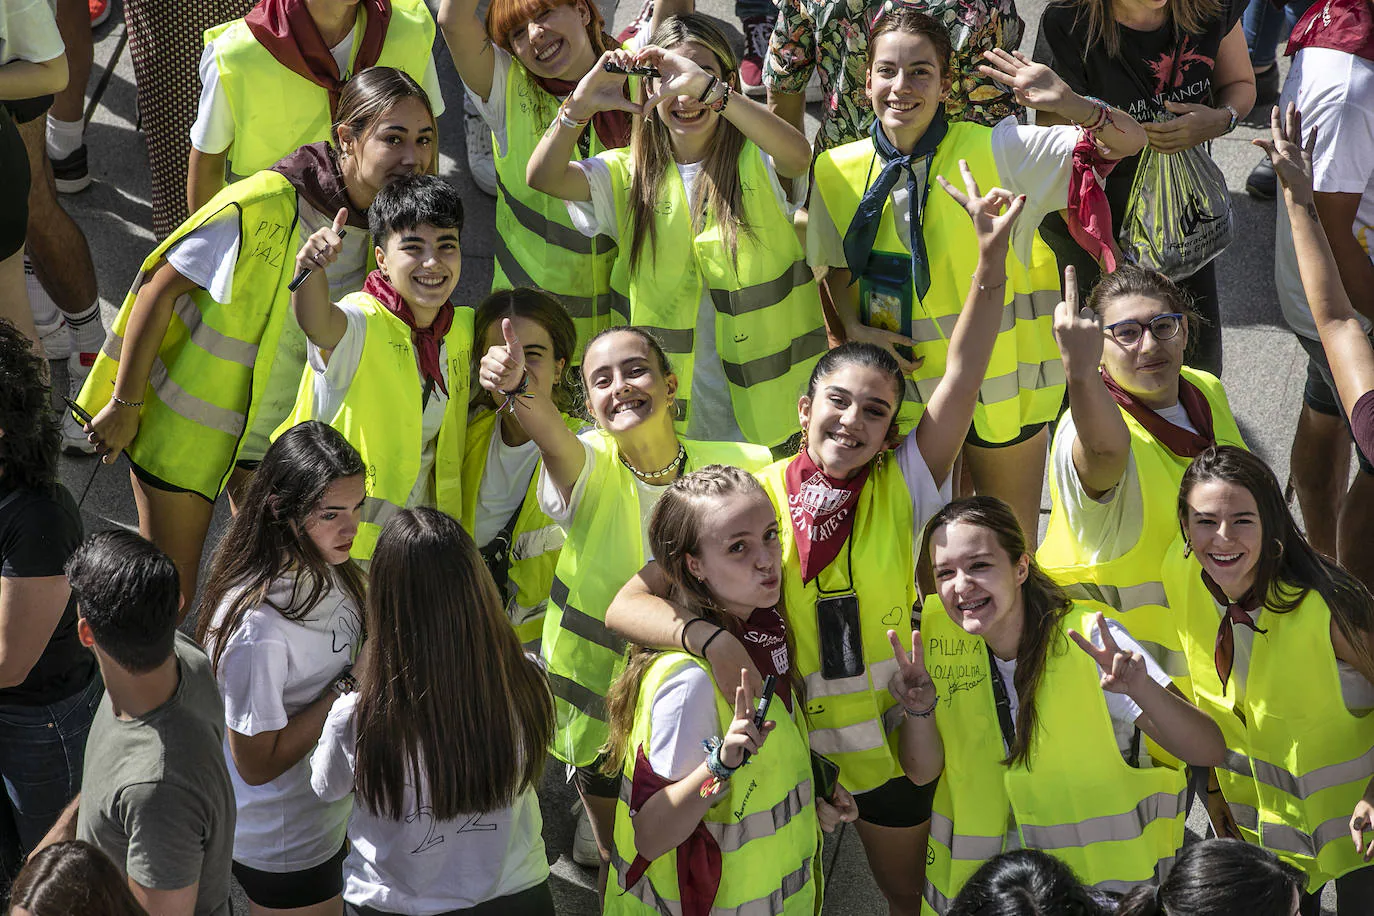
[1033,0,1246,219]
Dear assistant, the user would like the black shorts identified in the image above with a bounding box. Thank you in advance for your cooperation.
[1,95,52,125]
[0,106,28,261]
[232,843,347,909]
[574,756,621,800]
[965,421,1048,450]
[854,774,937,828]
[345,879,555,916]
[1296,333,1374,475]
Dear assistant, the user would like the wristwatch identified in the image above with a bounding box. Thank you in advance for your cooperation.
[330,670,358,696]
[1222,103,1240,135]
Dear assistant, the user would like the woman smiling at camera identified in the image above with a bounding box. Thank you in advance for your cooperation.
[1163,445,1374,915]
[477,323,770,899]
[607,164,1031,915]
[1038,263,1246,730]
[912,496,1225,914]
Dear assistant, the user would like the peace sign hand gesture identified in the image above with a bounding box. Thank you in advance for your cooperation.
[936,159,1025,258]
[1069,612,1150,696]
[720,668,775,768]
[1052,265,1103,378]
[887,629,937,716]
[478,317,526,394]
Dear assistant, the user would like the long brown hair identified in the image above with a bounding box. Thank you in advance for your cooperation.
[354,508,554,819]
[1065,0,1224,62]
[1178,446,1374,678]
[9,841,146,916]
[603,466,782,774]
[331,66,437,163]
[627,14,751,272]
[195,421,367,673]
[917,497,1074,768]
[473,287,580,413]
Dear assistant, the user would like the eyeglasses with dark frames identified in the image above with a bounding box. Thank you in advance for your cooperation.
[1103,312,1184,347]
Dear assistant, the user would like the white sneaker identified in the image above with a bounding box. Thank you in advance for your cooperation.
[26,256,70,360]
[62,352,97,456]
[463,99,498,198]
[572,807,602,868]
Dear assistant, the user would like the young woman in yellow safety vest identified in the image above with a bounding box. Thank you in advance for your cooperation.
[602,466,858,915]
[462,289,586,650]
[437,0,632,359]
[76,68,436,610]
[477,324,770,902]
[906,496,1226,914]
[1164,445,1374,913]
[189,0,444,212]
[281,174,472,562]
[527,13,826,452]
[606,167,1033,916]
[807,6,1146,536]
[1037,264,1246,722]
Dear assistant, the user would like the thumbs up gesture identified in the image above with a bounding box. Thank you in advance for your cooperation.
[479,317,527,394]
[295,207,348,275]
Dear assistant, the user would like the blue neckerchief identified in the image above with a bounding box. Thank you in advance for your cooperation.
[842,113,949,300]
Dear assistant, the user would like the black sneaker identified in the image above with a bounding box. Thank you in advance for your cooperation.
[1246,158,1277,200]
[1255,65,1281,111]
[51,144,91,194]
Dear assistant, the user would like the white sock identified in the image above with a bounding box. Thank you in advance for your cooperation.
[45,116,84,160]
[65,302,105,352]
[24,255,61,328]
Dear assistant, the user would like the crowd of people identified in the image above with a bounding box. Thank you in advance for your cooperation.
[1,0,1373,913]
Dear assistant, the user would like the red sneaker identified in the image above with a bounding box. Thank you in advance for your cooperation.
[739,15,772,97]
[90,0,111,28]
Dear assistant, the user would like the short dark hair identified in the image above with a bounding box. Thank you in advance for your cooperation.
[66,531,181,673]
[949,849,1111,916]
[0,318,62,490]
[368,174,465,248]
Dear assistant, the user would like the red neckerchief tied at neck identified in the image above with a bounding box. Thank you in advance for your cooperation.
[363,270,453,396]
[1102,369,1216,458]
[245,0,392,116]
[783,449,871,584]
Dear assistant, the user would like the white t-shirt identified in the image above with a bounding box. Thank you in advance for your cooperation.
[566,149,806,443]
[206,573,362,871]
[1274,47,1374,342]
[0,0,63,68]
[1049,404,1197,567]
[192,29,446,159]
[304,301,449,508]
[464,46,519,157]
[163,195,373,463]
[310,693,549,913]
[473,428,542,547]
[808,118,1079,272]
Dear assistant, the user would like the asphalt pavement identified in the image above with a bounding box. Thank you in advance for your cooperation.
[45,0,1332,911]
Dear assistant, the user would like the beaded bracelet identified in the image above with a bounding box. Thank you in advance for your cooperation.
[112,395,144,409]
[904,695,939,718]
[1073,96,1115,134]
[699,735,748,797]
[709,83,732,114]
[498,370,532,414]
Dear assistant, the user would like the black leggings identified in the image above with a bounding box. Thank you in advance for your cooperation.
[0,106,29,261]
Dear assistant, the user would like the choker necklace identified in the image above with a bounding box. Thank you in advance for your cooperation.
[621,443,686,483]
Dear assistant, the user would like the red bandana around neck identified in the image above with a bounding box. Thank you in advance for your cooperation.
[739,608,794,711]
[1200,571,1266,696]
[245,0,392,116]
[783,450,871,584]
[1287,0,1374,63]
[363,270,454,397]
[1101,369,1216,458]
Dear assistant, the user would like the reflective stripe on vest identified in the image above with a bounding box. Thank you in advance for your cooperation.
[75,170,302,500]
[609,653,818,916]
[602,144,826,448]
[206,1,436,177]
[274,291,473,560]
[543,436,772,766]
[812,125,1063,441]
[758,457,916,795]
[1166,540,1374,889]
[1018,789,1187,850]
[491,61,620,358]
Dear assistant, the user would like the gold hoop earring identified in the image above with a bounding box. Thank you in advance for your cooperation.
[799,426,809,453]
[1273,538,1285,558]
[874,449,886,472]
[1182,541,1193,559]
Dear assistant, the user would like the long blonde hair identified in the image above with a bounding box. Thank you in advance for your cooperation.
[1069,0,1224,60]
[627,14,751,272]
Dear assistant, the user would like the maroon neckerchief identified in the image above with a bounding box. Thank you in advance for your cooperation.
[1200,571,1266,696]
[1066,133,1121,272]
[362,270,454,396]
[739,607,794,712]
[1101,369,1216,458]
[245,0,392,116]
[533,37,633,151]
[784,450,871,585]
[1287,0,1374,62]
[624,746,721,916]
[269,142,370,230]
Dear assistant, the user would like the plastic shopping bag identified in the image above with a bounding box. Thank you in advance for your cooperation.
[1118,143,1233,281]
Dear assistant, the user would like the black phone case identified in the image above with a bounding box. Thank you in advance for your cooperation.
[816,593,865,680]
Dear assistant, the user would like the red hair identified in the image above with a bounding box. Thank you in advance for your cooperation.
[485,0,608,57]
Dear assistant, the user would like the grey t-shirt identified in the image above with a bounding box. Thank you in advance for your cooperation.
[78,632,235,916]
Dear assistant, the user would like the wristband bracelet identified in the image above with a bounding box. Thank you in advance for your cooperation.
[331,670,358,696]
[558,102,590,129]
[498,370,532,414]
[972,273,1007,292]
[112,395,144,409]
[903,695,939,718]
[699,626,727,658]
[680,617,715,656]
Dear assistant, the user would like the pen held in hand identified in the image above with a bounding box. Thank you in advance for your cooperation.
[288,228,347,292]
